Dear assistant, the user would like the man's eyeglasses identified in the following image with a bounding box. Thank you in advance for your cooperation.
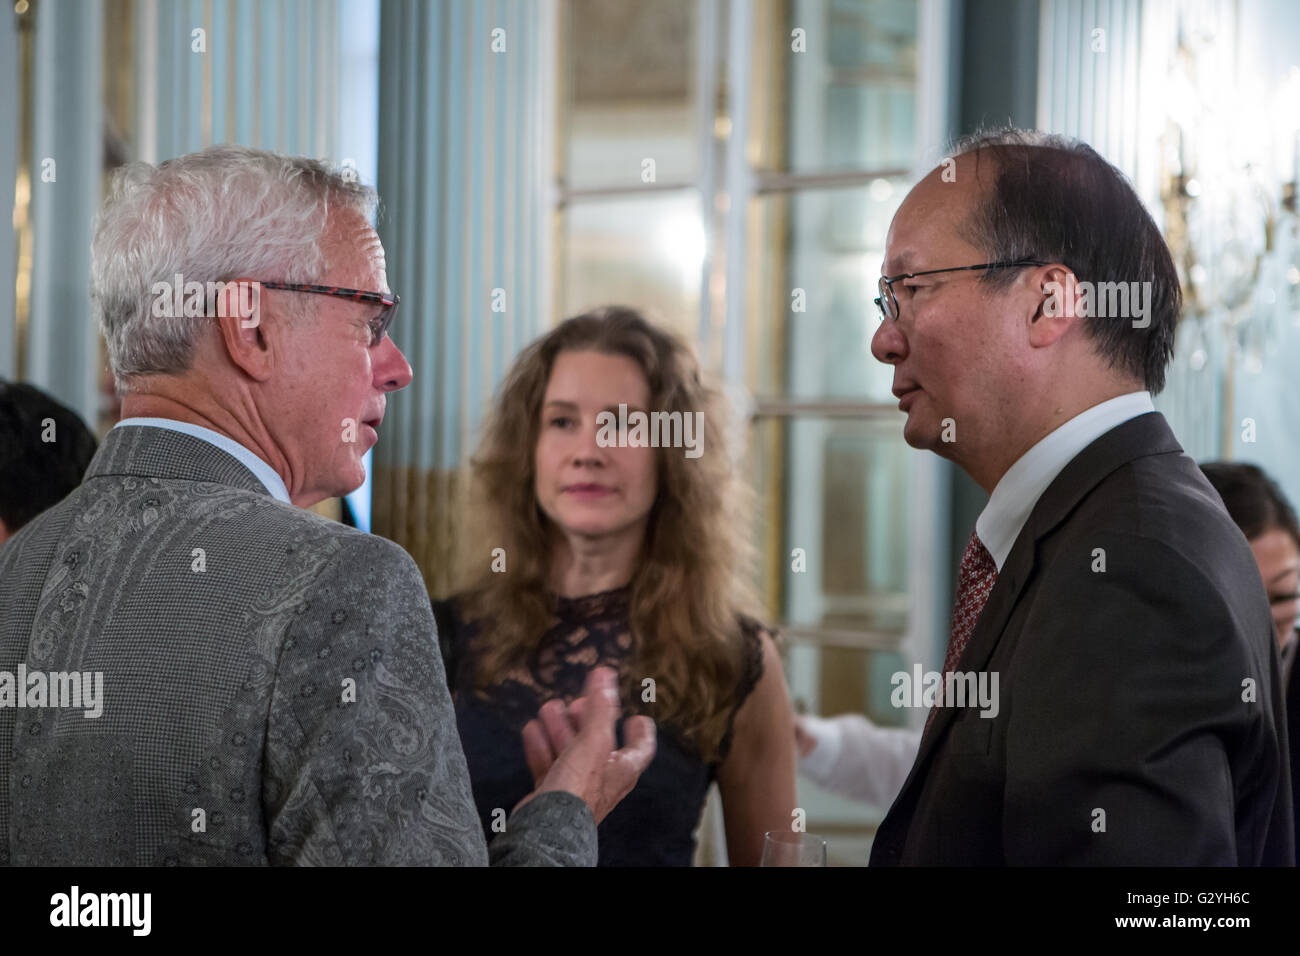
[874,258,1047,322]
[257,281,399,345]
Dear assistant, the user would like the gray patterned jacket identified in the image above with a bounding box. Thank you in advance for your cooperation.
[0,425,596,866]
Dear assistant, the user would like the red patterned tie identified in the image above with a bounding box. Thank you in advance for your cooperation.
[925,530,998,734]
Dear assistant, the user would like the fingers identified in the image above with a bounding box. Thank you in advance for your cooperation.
[522,674,610,790]
[618,715,657,769]
[592,715,656,823]
[539,697,576,754]
[567,695,588,730]
[793,717,815,757]
[521,716,556,786]
[527,668,655,826]
[572,666,619,749]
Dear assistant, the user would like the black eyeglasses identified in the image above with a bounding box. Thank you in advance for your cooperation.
[256,281,399,346]
[874,258,1048,322]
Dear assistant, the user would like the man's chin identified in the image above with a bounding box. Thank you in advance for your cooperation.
[902,415,953,457]
[296,466,366,510]
[901,414,934,450]
[339,470,366,499]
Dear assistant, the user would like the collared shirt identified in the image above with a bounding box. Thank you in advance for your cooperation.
[114,416,292,504]
[975,391,1156,571]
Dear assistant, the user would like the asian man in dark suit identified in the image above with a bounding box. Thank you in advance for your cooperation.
[867,129,1293,865]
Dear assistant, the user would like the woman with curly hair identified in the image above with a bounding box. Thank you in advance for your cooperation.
[433,305,797,866]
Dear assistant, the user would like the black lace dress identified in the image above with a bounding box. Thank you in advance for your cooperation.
[432,586,765,866]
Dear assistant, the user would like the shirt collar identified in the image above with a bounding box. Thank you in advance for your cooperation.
[114,417,292,504]
[975,391,1155,570]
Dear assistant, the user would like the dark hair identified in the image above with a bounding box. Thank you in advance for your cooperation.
[952,128,1181,393]
[1199,461,1300,550]
[0,381,98,533]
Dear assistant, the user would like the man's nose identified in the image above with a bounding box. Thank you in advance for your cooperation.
[870,316,907,365]
[375,336,414,391]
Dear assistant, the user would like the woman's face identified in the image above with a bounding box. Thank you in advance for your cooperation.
[1250,528,1300,648]
[534,349,658,543]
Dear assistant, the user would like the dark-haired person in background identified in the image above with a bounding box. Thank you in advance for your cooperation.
[868,128,1292,864]
[0,381,97,546]
[1200,461,1300,857]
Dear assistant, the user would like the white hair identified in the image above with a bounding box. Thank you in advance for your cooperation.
[91,145,377,387]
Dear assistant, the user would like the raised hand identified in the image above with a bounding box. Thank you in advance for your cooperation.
[516,667,656,825]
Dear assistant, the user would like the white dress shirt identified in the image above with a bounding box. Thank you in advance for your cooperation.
[115,417,292,504]
[975,391,1156,571]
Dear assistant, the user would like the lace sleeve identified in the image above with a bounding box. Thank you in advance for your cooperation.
[717,617,771,762]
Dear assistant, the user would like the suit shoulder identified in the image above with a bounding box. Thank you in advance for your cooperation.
[206,492,417,571]
[1041,458,1274,658]
[1066,450,1256,583]
[136,485,426,619]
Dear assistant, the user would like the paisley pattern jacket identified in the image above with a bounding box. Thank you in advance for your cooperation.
[0,425,595,866]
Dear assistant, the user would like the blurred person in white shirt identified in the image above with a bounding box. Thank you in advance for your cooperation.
[794,713,922,808]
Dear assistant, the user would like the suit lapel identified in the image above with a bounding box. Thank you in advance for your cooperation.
[903,541,1035,780]
[886,413,1186,829]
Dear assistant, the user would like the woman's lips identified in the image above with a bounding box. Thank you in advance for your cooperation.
[564,484,614,499]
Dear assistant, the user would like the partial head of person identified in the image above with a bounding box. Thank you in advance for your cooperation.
[1200,461,1300,648]
[459,305,759,760]
[870,128,1181,491]
[0,381,98,544]
[91,145,413,508]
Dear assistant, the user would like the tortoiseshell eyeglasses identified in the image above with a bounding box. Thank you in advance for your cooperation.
[256,281,399,346]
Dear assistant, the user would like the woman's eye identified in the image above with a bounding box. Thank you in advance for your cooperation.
[550,416,573,428]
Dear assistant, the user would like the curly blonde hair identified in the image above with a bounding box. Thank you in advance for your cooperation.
[455,306,765,761]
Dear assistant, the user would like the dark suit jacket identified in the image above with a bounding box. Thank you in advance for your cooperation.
[1288,641,1300,859]
[870,412,1294,865]
[0,425,596,865]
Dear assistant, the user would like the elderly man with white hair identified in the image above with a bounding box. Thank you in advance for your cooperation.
[0,145,654,866]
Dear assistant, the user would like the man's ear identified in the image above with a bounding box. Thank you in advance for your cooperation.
[214,280,275,382]
[1027,263,1082,348]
